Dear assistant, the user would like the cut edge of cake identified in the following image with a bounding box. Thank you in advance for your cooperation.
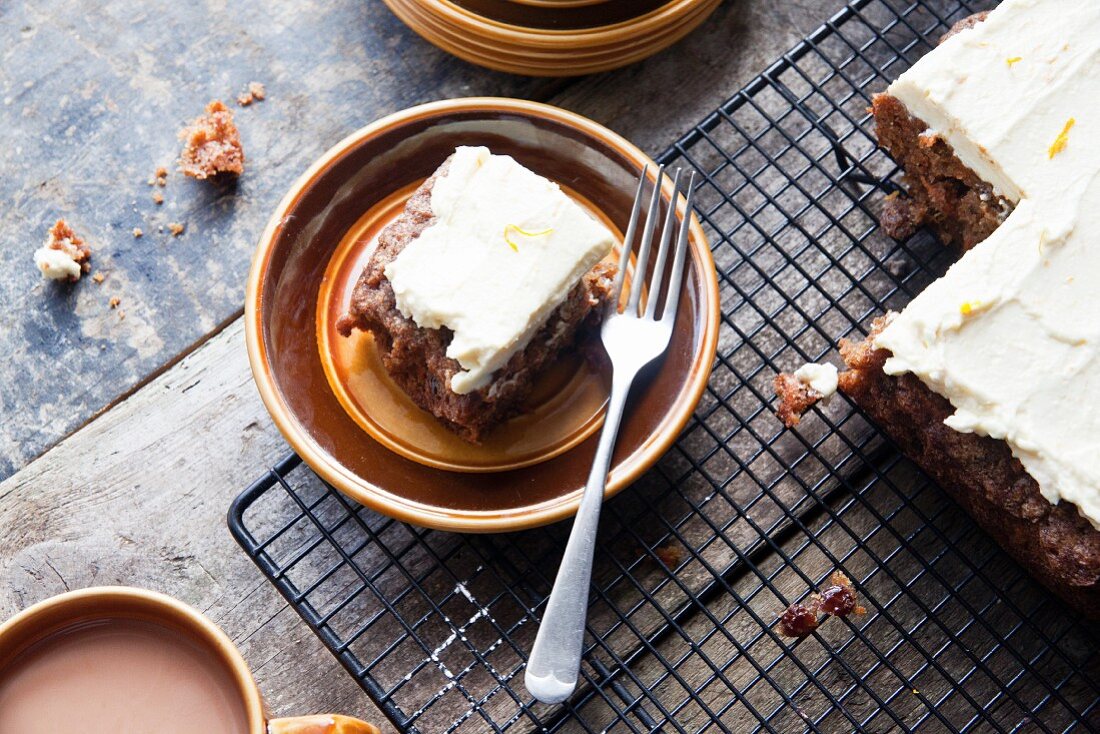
[776,6,1100,618]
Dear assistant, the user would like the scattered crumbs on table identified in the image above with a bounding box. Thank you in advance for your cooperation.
[168,222,185,237]
[108,296,121,309]
[132,227,143,238]
[152,191,164,205]
[238,81,266,106]
[92,271,105,284]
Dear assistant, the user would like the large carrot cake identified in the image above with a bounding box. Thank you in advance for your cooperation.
[790,0,1100,617]
[337,146,616,442]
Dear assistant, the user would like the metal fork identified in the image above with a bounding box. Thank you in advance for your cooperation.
[525,164,697,705]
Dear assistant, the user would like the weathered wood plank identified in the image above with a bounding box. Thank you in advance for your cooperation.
[0,318,396,728]
[0,0,569,478]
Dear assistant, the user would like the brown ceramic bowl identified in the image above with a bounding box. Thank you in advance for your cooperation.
[246,98,719,533]
[445,0,668,29]
[394,0,718,71]
[382,0,721,76]
[508,0,611,8]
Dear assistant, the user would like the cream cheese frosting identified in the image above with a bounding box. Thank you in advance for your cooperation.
[384,146,615,394]
[793,362,838,398]
[876,0,1100,528]
[34,246,82,280]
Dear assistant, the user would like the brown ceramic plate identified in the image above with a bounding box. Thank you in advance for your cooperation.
[386,0,721,76]
[316,184,631,473]
[446,0,669,30]
[508,0,610,8]
[246,98,719,532]
[428,0,702,38]
[397,0,713,62]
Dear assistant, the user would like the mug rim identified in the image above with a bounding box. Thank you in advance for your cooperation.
[0,586,266,734]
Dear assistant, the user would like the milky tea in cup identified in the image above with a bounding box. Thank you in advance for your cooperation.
[0,616,250,734]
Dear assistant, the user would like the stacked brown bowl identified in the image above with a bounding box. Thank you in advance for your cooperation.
[382,0,722,76]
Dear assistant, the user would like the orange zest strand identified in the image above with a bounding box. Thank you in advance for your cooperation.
[503,224,553,252]
[1048,117,1075,159]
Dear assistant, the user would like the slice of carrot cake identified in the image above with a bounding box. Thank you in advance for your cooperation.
[337,146,616,442]
[812,0,1099,617]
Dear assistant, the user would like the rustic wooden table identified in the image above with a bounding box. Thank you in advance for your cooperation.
[0,1,839,730]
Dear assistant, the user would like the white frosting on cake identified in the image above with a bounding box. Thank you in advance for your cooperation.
[793,362,838,398]
[384,146,615,394]
[876,0,1100,527]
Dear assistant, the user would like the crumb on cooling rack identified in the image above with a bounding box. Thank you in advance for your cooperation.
[774,363,839,428]
[654,542,685,569]
[778,570,865,638]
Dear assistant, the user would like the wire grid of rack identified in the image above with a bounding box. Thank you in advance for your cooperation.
[228,1,1100,731]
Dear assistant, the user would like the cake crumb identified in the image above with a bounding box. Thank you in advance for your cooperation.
[118,309,126,320]
[654,542,684,569]
[1006,56,1022,66]
[774,363,839,428]
[33,219,92,282]
[155,176,167,187]
[132,227,143,238]
[168,222,185,237]
[108,296,121,309]
[152,191,164,205]
[237,81,265,107]
[155,166,168,178]
[179,100,244,179]
[92,271,105,284]
[778,570,864,638]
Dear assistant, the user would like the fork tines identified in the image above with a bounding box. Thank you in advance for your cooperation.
[610,165,698,322]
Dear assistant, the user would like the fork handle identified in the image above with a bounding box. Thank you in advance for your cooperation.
[525,372,633,705]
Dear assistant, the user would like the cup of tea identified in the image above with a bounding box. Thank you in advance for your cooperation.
[0,587,380,734]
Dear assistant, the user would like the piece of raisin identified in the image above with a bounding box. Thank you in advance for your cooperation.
[778,603,820,638]
[819,584,857,617]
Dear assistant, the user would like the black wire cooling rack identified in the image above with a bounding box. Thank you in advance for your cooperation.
[228,1,1100,731]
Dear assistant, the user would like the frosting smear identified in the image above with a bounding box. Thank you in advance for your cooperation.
[877,0,1100,528]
